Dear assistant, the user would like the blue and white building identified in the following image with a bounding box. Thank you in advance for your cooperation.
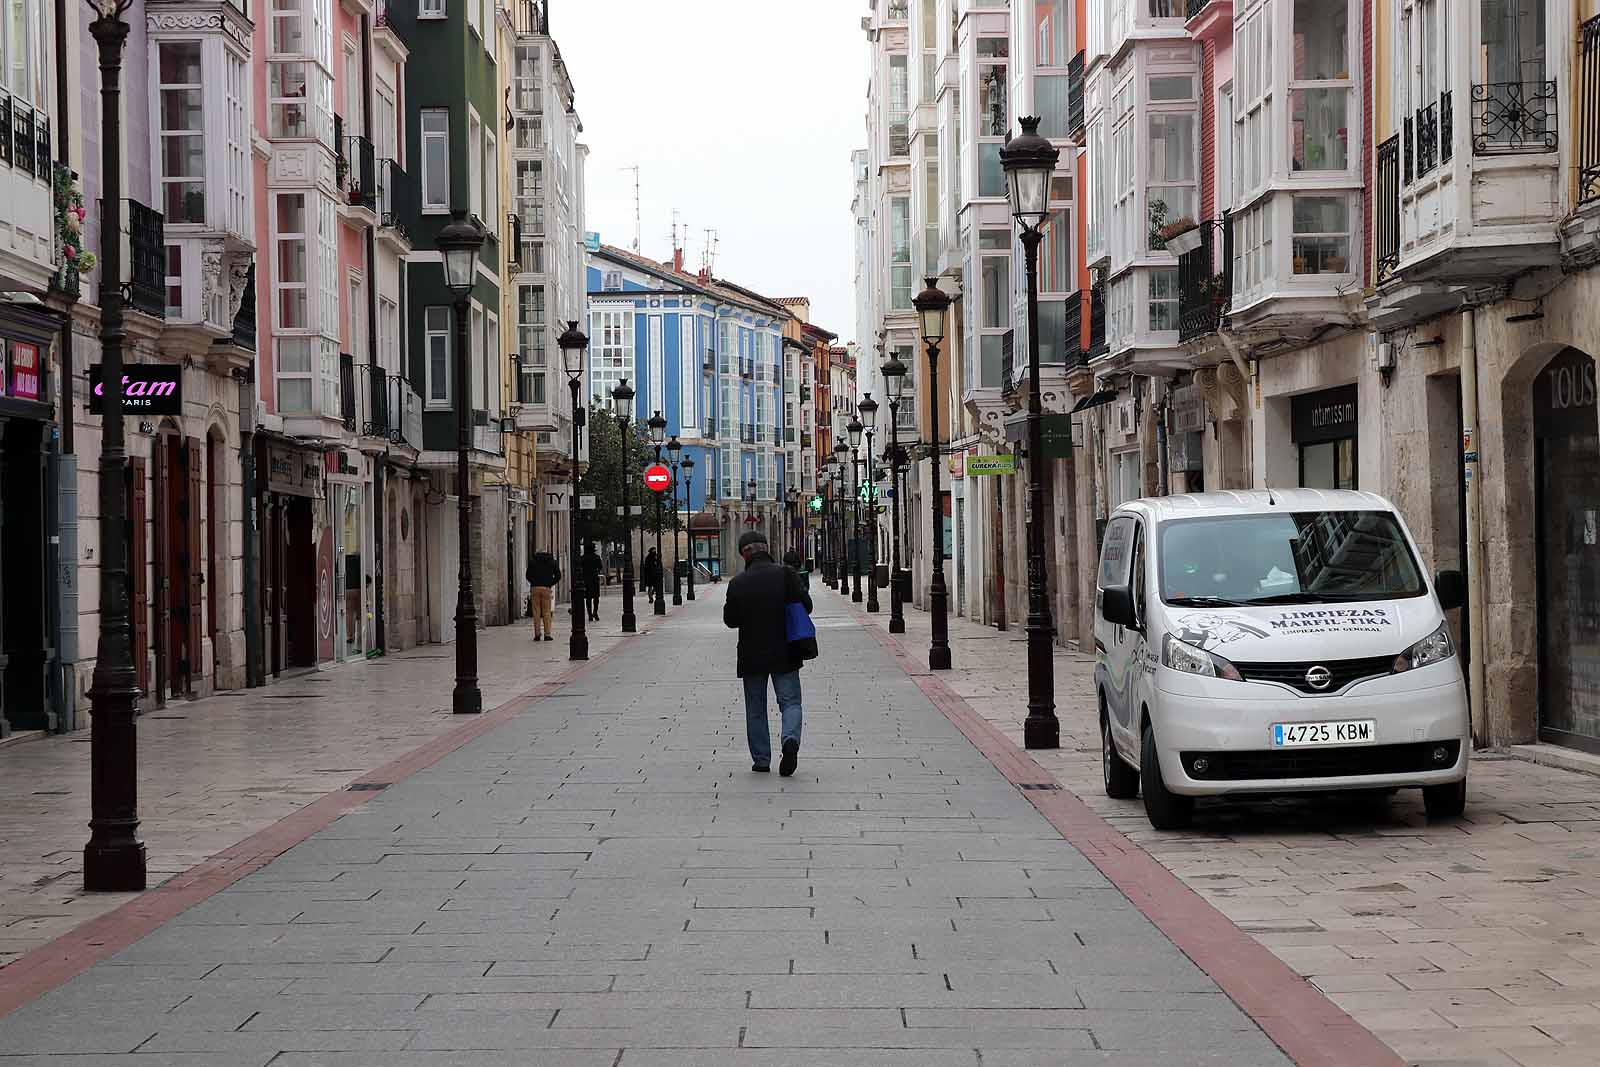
[587,245,793,573]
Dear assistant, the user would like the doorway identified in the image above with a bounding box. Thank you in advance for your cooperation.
[1534,347,1600,753]
[284,495,317,668]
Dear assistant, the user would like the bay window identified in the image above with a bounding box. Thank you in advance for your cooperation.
[890,196,912,310]
[1147,108,1196,248]
[275,193,309,329]
[1231,199,1273,299]
[1291,194,1351,275]
[977,37,1007,197]
[981,255,1009,329]
[1290,0,1351,172]
[1477,0,1549,151]
[158,42,205,224]
[1106,273,1135,354]
[421,108,449,210]
[1235,0,1274,202]
[277,338,316,413]
[267,0,332,145]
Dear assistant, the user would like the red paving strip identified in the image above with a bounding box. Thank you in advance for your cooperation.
[0,622,658,1021]
[848,598,1402,1067]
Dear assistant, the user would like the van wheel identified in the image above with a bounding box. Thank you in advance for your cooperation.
[1141,724,1194,830]
[1102,708,1139,800]
[1423,778,1467,819]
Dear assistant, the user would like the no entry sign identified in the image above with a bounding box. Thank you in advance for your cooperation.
[644,464,672,493]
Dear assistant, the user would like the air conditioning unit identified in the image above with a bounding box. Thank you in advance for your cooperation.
[1116,399,1135,435]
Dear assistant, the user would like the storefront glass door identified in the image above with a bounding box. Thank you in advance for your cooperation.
[335,485,364,660]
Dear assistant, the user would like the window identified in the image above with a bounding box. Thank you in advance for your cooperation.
[467,0,480,38]
[1291,195,1352,274]
[602,270,622,291]
[2,0,42,105]
[1148,110,1196,249]
[981,255,1009,328]
[277,338,316,413]
[1036,0,1068,67]
[922,154,941,275]
[1041,210,1071,292]
[1236,0,1275,199]
[421,109,448,210]
[1148,267,1179,331]
[590,307,634,402]
[420,0,444,17]
[469,305,483,410]
[1107,273,1135,352]
[379,296,399,372]
[157,43,205,224]
[1290,0,1351,172]
[1478,0,1547,147]
[1232,199,1274,297]
[888,54,909,156]
[890,196,912,309]
[468,111,482,220]
[166,244,184,317]
[484,129,498,224]
[274,193,309,329]
[425,306,450,406]
[267,0,332,144]
[486,310,500,415]
[1216,84,1234,213]
[269,61,310,138]
[225,48,250,236]
[518,284,545,367]
[347,275,363,360]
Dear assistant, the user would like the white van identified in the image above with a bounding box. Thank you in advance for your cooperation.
[1094,489,1470,830]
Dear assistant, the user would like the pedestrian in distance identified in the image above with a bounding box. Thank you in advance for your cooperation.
[526,548,562,642]
[642,547,662,601]
[724,531,813,776]
[581,542,603,622]
[784,549,810,592]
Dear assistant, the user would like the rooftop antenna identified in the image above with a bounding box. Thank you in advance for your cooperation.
[667,208,683,263]
[619,165,641,252]
[701,227,719,276]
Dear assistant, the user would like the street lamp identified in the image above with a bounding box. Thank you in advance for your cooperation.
[881,351,908,635]
[648,411,668,616]
[840,431,862,603]
[913,277,953,670]
[611,379,637,633]
[667,434,683,606]
[681,454,696,600]
[1002,114,1063,749]
[84,0,147,891]
[438,209,486,714]
[858,395,880,614]
[558,322,589,661]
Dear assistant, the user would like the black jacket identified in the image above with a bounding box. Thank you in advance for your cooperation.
[723,554,813,678]
[527,552,562,588]
[581,553,603,593]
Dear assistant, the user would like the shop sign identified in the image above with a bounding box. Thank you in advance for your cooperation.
[1532,348,1598,438]
[6,340,41,401]
[578,494,597,510]
[966,454,1016,477]
[544,483,571,512]
[1290,384,1358,445]
[1041,413,1075,459]
[267,445,322,497]
[1170,384,1206,434]
[88,363,182,415]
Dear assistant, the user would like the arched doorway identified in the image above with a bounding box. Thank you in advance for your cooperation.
[1533,347,1600,753]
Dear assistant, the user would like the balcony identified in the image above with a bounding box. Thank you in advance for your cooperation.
[999,329,1016,395]
[1087,282,1107,360]
[885,1,907,20]
[510,0,546,35]
[338,128,377,215]
[374,0,408,55]
[1063,292,1083,367]
[357,363,391,440]
[1375,135,1400,283]
[1471,80,1558,156]
[128,200,166,320]
[1066,52,1085,139]
[740,423,755,445]
[1415,100,1439,179]
[377,158,413,248]
[1582,15,1600,208]
[1176,220,1231,343]
[340,353,357,433]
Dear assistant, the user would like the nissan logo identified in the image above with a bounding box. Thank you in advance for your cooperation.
[1305,665,1333,691]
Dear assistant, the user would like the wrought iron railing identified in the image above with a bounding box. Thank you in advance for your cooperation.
[511,0,546,36]
[34,109,48,180]
[359,363,390,437]
[1067,51,1085,137]
[1177,219,1231,343]
[1415,100,1439,178]
[1000,329,1015,391]
[1403,114,1414,184]
[13,104,32,176]
[375,0,407,42]
[1088,281,1107,360]
[1376,134,1401,282]
[1185,0,1213,17]
[1471,80,1558,155]
[1063,291,1083,366]
[340,353,357,432]
[1149,0,1180,15]
[740,423,755,444]
[886,1,908,19]
[128,200,166,319]
[231,261,256,350]
[378,158,412,235]
[345,134,376,209]
[1581,15,1600,206]
[0,93,10,166]
[1440,89,1454,164]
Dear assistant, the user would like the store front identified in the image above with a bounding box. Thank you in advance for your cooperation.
[690,512,723,579]
[1534,347,1600,753]
[1292,384,1358,489]
[329,469,368,662]
[0,318,55,735]
[258,441,324,675]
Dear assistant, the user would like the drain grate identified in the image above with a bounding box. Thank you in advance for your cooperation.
[346,782,390,791]
[1018,782,1062,791]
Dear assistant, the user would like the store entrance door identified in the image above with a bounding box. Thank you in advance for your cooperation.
[1535,347,1600,754]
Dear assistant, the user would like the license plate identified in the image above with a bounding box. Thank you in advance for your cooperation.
[1272,720,1376,747]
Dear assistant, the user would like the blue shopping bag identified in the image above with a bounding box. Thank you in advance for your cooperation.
[785,601,818,660]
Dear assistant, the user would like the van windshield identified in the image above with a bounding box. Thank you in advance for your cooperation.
[1158,511,1426,606]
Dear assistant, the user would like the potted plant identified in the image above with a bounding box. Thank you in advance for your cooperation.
[1159,215,1198,243]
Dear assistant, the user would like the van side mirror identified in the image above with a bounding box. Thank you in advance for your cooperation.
[1102,584,1138,629]
[1434,569,1466,612]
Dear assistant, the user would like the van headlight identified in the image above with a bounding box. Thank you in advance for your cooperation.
[1392,622,1455,673]
[1162,633,1244,681]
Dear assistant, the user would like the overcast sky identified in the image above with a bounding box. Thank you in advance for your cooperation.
[549,1,865,344]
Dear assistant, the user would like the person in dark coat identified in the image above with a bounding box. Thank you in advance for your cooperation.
[723,531,813,776]
[526,550,561,642]
[581,542,603,621]
[642,547,662,601]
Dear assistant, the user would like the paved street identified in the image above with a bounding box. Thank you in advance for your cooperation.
[0,587,1299,1065]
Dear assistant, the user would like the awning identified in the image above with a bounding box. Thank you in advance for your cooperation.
[1070,389,1119,414]
[688,511,723,532]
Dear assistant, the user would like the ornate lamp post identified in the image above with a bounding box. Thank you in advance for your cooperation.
[1002,115,1063,749]
[881,352,908,634]
[611,379,637,633]
[84,0,147,891]
[681,454,696,600]
[648,411,668,616]
[913,277,953,671]
[836,436,857,601]
[858,395,880,613]
[667,435,683,606]
[819,469,834,586]
[439,210,486,714]
[558,322,589,661]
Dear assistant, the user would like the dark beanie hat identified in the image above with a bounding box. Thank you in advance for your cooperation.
[738,531,768,552]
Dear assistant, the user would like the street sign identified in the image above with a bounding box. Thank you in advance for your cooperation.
[615,505,645,516]
[578,494,597,510]
[543,483,571,513]
[966,454,1016,476]
[644,464,672,493]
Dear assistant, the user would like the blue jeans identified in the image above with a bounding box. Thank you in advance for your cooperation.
[744,671,803,767]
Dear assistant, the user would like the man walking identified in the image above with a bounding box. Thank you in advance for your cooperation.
[724,531,812,776]
[581,542,603,621]
[527,547,561,642]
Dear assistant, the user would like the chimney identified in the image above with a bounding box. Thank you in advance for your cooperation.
[673,248,684,273]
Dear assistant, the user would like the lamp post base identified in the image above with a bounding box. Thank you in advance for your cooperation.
[84,839,147,892]
[888,616,905,634]
[452,683,482,715]
[569,633,588,662]
[654,597,666,616]
[929,646,951,671]
[866,595,879,613]
[1023,712,1060,750]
